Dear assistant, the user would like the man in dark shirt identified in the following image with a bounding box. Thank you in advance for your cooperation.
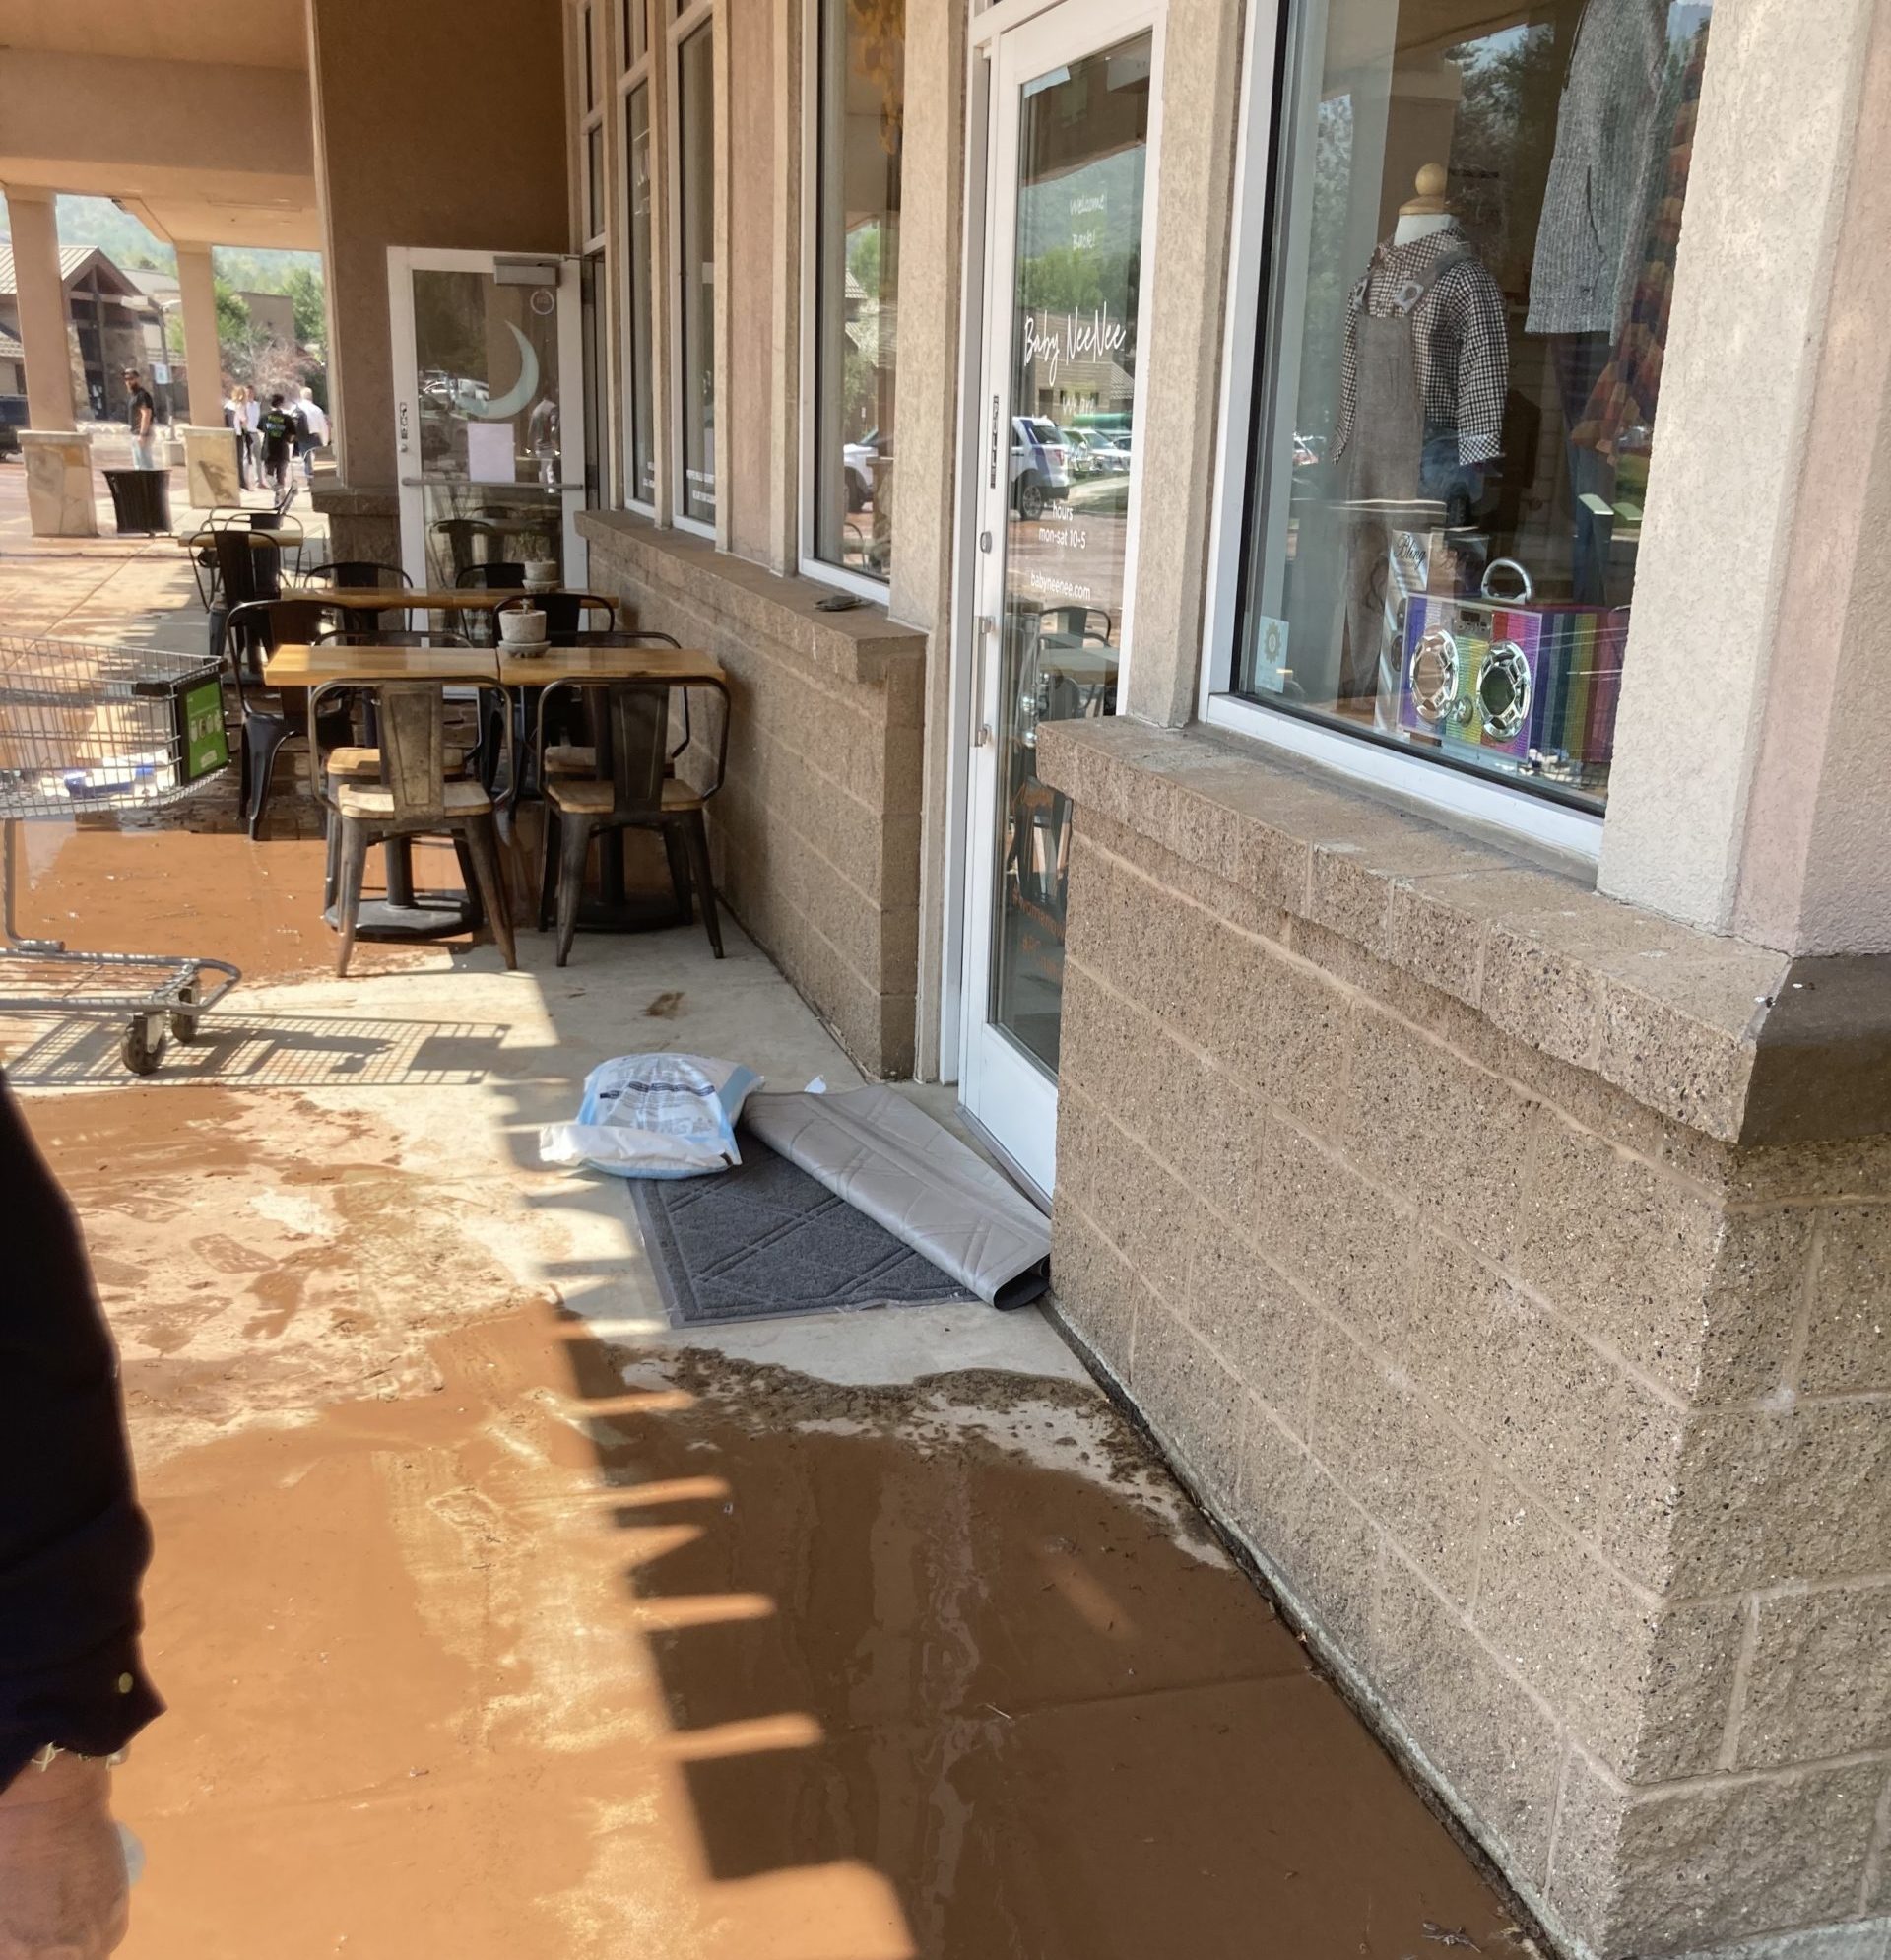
[122,370,157,472]
[0,1076,160,1955]
[259,391,294,497]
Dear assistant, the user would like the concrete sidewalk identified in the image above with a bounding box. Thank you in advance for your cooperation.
[0,483,1527,1959]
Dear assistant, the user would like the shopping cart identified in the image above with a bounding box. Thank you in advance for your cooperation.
[0,635,240,1075]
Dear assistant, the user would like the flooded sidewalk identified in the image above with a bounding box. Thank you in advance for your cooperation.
[0,483,1527,1957]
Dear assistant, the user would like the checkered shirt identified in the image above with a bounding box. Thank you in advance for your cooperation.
[1332,224,1511,468]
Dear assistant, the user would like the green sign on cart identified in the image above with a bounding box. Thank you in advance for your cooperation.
[178,678,229,783]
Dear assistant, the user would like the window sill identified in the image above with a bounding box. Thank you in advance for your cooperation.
[1032,716,1878,1149]
[578,508,926,686]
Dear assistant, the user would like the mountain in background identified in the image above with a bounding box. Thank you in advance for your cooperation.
[0,193,317,295]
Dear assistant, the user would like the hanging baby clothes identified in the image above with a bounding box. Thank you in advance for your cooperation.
[1334,228,1508,725]
[1574,22,1709,461]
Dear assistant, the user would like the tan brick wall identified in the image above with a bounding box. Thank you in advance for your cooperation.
[583,518,924,1077]
[1052,805,1891,1960]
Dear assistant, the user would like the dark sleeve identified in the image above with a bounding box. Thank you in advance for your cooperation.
[0,1077,162,1788]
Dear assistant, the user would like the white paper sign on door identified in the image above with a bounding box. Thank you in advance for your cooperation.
[466,422,516,484]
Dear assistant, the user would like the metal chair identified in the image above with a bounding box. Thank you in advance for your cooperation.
[314,681,517,977]
[537,676,729,964]
[224,597,351,840]
[493,590,617,636]
[535,633,687,785]
[454,561,529,647]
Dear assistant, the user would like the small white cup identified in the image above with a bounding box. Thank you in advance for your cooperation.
[499,607,547,646]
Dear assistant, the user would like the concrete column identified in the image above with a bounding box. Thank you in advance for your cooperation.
[4,186,76,431]
[175,242,224,426]
[1598,0,1886,948]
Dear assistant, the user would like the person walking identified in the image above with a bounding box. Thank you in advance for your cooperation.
[224,385,251,490]
[294,385,330,488]
[122,369,157,471]
[0,1073,162,1959]
[242,386,263,486]
[259,392,295,499]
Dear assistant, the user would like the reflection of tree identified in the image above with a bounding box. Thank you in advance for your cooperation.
[1444,26,1561,287]
[848,0,904,152]
[1295,96,1353,438]
[413,275,486,384]
[1019,246,1135,316]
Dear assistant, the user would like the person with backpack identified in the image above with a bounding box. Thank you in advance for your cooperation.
[258,392,294,497]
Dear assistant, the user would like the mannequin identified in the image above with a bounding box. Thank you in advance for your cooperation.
[1393,163,1453,246]
[1331,166,1508,722]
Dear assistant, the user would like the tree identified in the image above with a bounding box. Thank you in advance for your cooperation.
[216,278,251,344]
[284,264,327,351]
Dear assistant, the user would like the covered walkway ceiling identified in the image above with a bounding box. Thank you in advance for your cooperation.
[0,0,319,249]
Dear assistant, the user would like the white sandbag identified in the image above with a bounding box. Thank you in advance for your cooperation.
[540,1054,763,1179]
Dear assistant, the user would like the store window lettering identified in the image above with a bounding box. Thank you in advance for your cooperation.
[1021,304,1127,390]
[1234,0,1714,812]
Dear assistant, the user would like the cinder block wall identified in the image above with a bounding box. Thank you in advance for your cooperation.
[581,515,926,1078]
[1042,726,1891,1960]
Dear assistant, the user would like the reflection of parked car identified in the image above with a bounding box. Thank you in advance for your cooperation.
[1011,416,1070,519]
[1065,428,1130,477]
[843,427,881,510]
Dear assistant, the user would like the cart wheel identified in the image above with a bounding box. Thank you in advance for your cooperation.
[169,981,200,1044]
[122,1016,167,1077]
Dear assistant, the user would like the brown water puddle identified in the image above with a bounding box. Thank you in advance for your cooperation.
[14,825,448,983]
[111,1293,1523,1960]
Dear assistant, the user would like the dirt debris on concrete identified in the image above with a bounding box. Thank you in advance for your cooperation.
[88,1276,1519,1960]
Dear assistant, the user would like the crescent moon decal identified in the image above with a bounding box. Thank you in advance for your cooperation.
[455,322,541,421]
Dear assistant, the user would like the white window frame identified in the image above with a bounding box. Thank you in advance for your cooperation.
[617,0,659,515]
[578,1,608,253]
[796,0,900,603]
[668,0,717,539]
[1196,0,1605,864]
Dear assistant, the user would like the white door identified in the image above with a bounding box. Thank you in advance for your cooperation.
[388,248,588,589]
[958,2,1163,1199]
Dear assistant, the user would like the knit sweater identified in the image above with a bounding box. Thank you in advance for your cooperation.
[1527,0,1669,337]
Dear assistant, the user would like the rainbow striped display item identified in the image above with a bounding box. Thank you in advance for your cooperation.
[1396,559,1627,784]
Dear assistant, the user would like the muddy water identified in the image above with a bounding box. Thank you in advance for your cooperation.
[102,1279,1519,1959]
[14,825,446,983]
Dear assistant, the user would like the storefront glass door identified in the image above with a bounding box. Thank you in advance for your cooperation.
[388,248,588,590]
[958,2,1159,1198]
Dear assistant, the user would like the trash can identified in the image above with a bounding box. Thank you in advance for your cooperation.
[104,468,172,536]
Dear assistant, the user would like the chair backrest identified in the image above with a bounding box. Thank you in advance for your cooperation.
[257,599,331,654]
[373,685,449,822]
[603,684,672,816]
[496,590,615,635]
[456,561,527,590]
[213,527,277,608]
[315,627,471,648]
[558,629,680,648]
[306,559,411,590]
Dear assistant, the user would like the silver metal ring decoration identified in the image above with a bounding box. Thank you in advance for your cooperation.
[1409,627,1459,726]
[1479,557,1534,605]
[1478,639,1532,740]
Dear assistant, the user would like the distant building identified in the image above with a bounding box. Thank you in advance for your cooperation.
[0,242,162,421]
[234,289,296,350]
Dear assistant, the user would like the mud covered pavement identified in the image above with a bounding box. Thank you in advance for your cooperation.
[4,776,1522,1957]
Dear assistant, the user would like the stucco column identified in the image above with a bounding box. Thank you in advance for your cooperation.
[4,186,76,431]
[174,242,224,426]
[1598,0,1888,951]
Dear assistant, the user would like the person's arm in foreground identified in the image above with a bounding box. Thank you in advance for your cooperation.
[0,1077,162,1959]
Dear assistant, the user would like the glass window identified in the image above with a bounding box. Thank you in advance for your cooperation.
[812,0,905,580]
[586,121,605,241]
[677,20,716,524]
[1233,0,1714,811]
[624,0,646,65]
[624,82,657,505]
[582,3,596,110]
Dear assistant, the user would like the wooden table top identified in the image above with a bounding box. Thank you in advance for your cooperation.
[265,643,726,688]
[264,645,500,686]
[495,644,727,686]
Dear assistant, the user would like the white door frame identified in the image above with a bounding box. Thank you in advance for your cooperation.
[948,0,1167,1200]
[387,246,589,585]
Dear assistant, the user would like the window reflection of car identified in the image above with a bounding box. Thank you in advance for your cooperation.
[1066,428,1130,477]
[843,427,880,511]
[1011,416,1071,519]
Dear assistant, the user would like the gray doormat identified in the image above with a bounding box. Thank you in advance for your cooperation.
[629,1138,978,1327]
